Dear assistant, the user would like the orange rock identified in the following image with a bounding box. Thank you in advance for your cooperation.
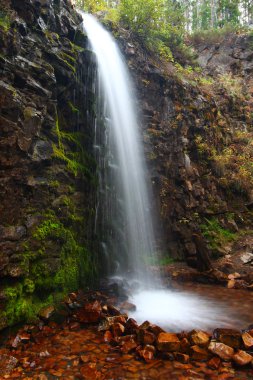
[19,333,31,342]
[138,345,156,362]
[139,321,152,330]
[107,304,121,316]
[174,352,190,364]
[98,315,127,331]
[190,345,209,361]
[233,350,252,366]
[157,332,180,352]
[207,356,221,369]
[190,330,210,347]
[80,364,104,380]
[76,301,102,323]
[104,331,114,343]
[121,338,138,354]
[213,328,242,348]
[208,341,234,360]
[125,318,139,334]
[180,337,191,353]
[148,324,165,336]
[137,329,156,345]
[69,322,81,331]
[38,305,55,320]
[242,332,253,349]
[111,322,125,337]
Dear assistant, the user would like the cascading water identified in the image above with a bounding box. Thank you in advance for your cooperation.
[80,13,240,330]
[81,13,157,286]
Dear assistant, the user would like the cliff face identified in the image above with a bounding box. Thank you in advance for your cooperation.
[0,1,253,329]
[0,0,97,329]
[118,30,253,271]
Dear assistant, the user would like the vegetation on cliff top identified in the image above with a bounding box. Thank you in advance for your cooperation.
[74,0,253,62]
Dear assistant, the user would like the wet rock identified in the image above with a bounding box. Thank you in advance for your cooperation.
[148,323,165,336]
[32,140,53,161]
[98,315,127,331]
[121,337,138,354]
[111,322,125,337]
[0,354,18,375]
[190,330,210,347]
[38,305,55,321]
[207,356,221,369]
[137,329,156,345]
[104,330,114,343]
[107,304,122,316]
[174,352,190,364]
[0,225,26,241]
[119,301,136,312]
[125,318,139,334]
[208,341,234,360]
[213,328,242,348]
[190,345,210,361]
[240,252,253,264]
[139,320,152,330]
[242,332,253,349]
[138,345,156,362]
[7,264,24,277]
[19,332,31,342]
[180,337,191,353]
[76,301,102,323]
[233,350,252,366]
[69,322,81,330]
[157,332,181,352]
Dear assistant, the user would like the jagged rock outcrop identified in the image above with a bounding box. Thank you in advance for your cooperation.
[0,0,97,329]
[118,29,253,270]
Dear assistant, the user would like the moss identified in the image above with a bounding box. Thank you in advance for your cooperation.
[200,217,236,253]
[53,115,95,179]
[58,51,76,73]
[0,11,10,32]
[1,207,96,328]
[33,219,62,240]
[68,101,79,114]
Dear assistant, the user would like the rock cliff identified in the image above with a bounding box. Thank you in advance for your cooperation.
[0,0,97,329]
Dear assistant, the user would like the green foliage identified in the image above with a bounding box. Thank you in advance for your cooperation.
[0,11,10,31]
[33,219,62,240]
[218,72,245,100]
[119,0,185,61]
[200,217,236,251]
[144,253,175,266]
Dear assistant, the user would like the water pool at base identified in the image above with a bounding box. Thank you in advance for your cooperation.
[129,283,252,331]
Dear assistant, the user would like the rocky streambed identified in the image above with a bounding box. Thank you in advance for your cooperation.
[0,284,253,379]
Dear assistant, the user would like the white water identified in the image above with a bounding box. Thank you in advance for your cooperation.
[130,290,237,331]
[81,13,157,285]
[80,13,237,331]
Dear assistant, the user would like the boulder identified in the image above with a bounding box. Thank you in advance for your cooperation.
[213,328,242,348]
[208,341,234,360]
[242,332,253,349]
[157,332,180,352]
[233,350,252,366]
[138,345,156,362]
[190,330,210,346]
[190,345,210,361]
[111,322,125,337]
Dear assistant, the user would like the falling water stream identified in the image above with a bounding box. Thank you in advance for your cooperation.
[81,14,241,331]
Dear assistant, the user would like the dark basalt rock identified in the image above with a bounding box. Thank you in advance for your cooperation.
[0,0,96,328]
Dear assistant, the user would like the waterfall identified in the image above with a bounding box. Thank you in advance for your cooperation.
[80,13,158,286]
[79,13,241,331]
